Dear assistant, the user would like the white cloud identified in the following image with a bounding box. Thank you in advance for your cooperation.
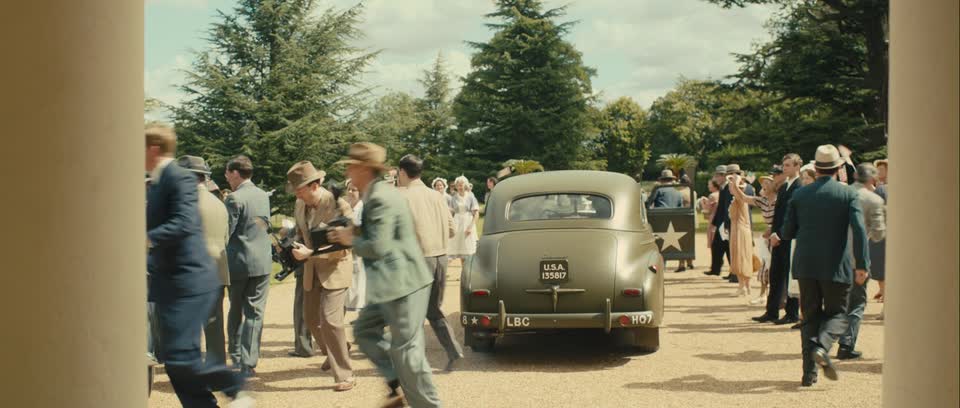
[144,54,191,119]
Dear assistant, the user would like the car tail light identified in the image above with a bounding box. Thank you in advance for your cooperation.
[618,315,631,326]
[622,288,641,297]
[649,265,658,274]
[480,316,492,327]
[472,289,491,297]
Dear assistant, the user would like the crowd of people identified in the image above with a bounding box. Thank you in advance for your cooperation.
[146,124,492,407]
[694,145,888,386]
[147,119,889,408]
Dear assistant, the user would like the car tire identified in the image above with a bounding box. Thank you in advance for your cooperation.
[614,327,659,353]
[465,328,496,352]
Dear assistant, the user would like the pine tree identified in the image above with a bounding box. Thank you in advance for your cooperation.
[173,1,376,211]
[454,0,596,178]
[414,52,458,181]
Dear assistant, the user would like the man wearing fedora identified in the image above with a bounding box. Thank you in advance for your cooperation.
[327,143,441,408]
[837,162,887,360]
[146,127,249,407]
[176,155,231,367]
[646,169,685,209]
[706,165,731,277]
[287,160,357,392]
[223,155,273,376]
[781,144,870,386]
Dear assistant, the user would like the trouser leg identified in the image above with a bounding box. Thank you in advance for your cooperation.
[203,287,227,366]
[293,269,314,356]
[381,285,441,408]
[710,232,725,274]
[353,303,395,381]
[764,244,789,318]
[226,277,248,366]
[840,277,869,349]
[798,279,822,377]
[318,287,353,382]
[816,280,851,354]
[425,255,463,360]
[239,275,270,369]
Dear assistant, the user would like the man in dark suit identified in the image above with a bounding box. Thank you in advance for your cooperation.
[754,153,804,324]
[705,165,730,276]
[145,126,249,407]
[781,144,870,387]
[223,155,273,376]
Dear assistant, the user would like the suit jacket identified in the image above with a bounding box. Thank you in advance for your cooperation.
[853,183,887,243]
[646,186,685,209]
[225,180,273,280]
[353,180,433,304]
[772,178,801,240]
[197,185,230,286]
[399,179,454,258]
[782,176,870,283]
[294,189,354,291]
[147,163,220,302]
[712,183,732,229]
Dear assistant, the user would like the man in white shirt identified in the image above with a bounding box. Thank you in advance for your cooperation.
[397,154,464,371]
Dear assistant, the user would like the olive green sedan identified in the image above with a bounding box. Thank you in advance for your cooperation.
[461,170,683,352]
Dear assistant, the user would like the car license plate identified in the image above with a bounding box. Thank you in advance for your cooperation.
[540,260,569,283]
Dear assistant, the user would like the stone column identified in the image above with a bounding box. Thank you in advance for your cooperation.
[885,0,959,406]
[0,1,145,407]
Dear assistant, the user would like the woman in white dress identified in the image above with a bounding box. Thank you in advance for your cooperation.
[432,177,452,209]
[448,176,480,273]
[343,179,366,311]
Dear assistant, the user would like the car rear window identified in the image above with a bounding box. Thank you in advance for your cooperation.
[508,193,612,221]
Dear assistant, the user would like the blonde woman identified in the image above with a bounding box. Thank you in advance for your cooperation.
[726,172,756,296]
[344,179,366,312]
[448,176,480,272]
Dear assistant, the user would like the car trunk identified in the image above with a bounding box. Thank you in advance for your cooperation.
[495,230,617,314]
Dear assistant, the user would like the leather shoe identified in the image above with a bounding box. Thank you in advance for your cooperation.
[726,275,739,283]
[813,347,838,381]
[801,375,818,387]
[774,316,799,325]
[287,350,313,358]
[837,347,863,360]
[321,359,331,372]
[790,322,802,330]
[703,271,720,276]
[445,352,465,372]
[752,314,776,323]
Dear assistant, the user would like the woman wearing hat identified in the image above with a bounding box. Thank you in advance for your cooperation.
[725,164,757,296]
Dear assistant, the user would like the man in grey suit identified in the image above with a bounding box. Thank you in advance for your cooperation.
[328,143,441,408]
[177,155,231,367]
[781,144,870,387]
[397,154,465,372]
[223,155,273,375]
[838,163,886,360]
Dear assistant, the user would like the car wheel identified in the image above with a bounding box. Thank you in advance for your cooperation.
[465,327,496,352]
[614,327,659,353]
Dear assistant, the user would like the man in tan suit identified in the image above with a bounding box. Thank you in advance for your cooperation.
[397,154,465,371]
[176,155,230,366]
[287,161,356,392]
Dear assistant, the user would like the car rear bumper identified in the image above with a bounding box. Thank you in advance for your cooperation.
[461,299,656,335]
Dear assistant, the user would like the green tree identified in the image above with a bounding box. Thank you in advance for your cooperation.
[454,0,596,175]
[707,0,888,157]
[414,52,458,181]
[596,97,651,178]
[655,153,698,179]
[361,91,422,165]
[645,78,727,170]
[173,1,376,212]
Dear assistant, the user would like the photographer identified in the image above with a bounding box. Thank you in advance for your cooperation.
[286,161,356,392]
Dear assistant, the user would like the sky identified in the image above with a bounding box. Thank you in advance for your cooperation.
[146,0,776,113]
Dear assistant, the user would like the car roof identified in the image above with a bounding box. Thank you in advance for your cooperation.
[484,170,650,234]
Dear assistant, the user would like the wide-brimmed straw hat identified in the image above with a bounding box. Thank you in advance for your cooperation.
[335,142,389,171]
[285,161,326,193]
[658,169,677,181]
[814,144,844,170]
